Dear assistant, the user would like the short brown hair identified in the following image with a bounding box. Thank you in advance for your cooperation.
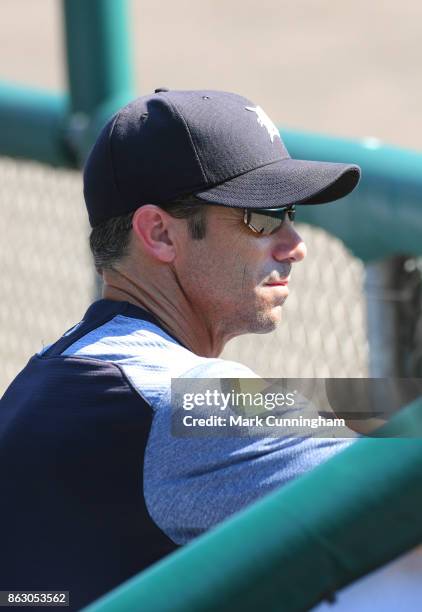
[89,194,207,272]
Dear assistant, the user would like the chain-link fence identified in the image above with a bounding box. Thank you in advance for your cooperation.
[0,157,368,395]
[0,157,93,393]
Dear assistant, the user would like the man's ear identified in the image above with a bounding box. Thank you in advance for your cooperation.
[131,205,177,263]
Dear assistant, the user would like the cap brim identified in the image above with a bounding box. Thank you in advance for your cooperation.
[194,158,361,209]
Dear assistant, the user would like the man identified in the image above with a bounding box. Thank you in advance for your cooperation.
[0,89,360,609]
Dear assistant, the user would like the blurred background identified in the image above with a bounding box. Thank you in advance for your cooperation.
[1,0,422,392]
[3,0,422,146]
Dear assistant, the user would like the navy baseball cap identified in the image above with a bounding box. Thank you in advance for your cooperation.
[84,88,361,227]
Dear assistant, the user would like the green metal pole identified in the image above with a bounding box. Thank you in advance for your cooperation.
[83,399,422,612]
[63,0,133,114]
[62,0,135,160]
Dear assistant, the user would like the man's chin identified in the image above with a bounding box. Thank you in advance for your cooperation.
[248,307,282,334]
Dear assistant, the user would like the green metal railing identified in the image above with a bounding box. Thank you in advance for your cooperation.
[83,399,422,612]
[0,84,69,166]
[283,131,422,262]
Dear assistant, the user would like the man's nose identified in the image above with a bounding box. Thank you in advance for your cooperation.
[272,221,307,263]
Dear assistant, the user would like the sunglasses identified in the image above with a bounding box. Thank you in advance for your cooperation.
[243,206,296,236]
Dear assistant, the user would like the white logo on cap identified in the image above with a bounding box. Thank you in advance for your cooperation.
[245,105,280,143]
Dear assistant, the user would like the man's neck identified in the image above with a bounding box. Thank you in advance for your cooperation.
[102,270,228,358]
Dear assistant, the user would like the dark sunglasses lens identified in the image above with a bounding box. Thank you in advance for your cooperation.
[247,208,294,235]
